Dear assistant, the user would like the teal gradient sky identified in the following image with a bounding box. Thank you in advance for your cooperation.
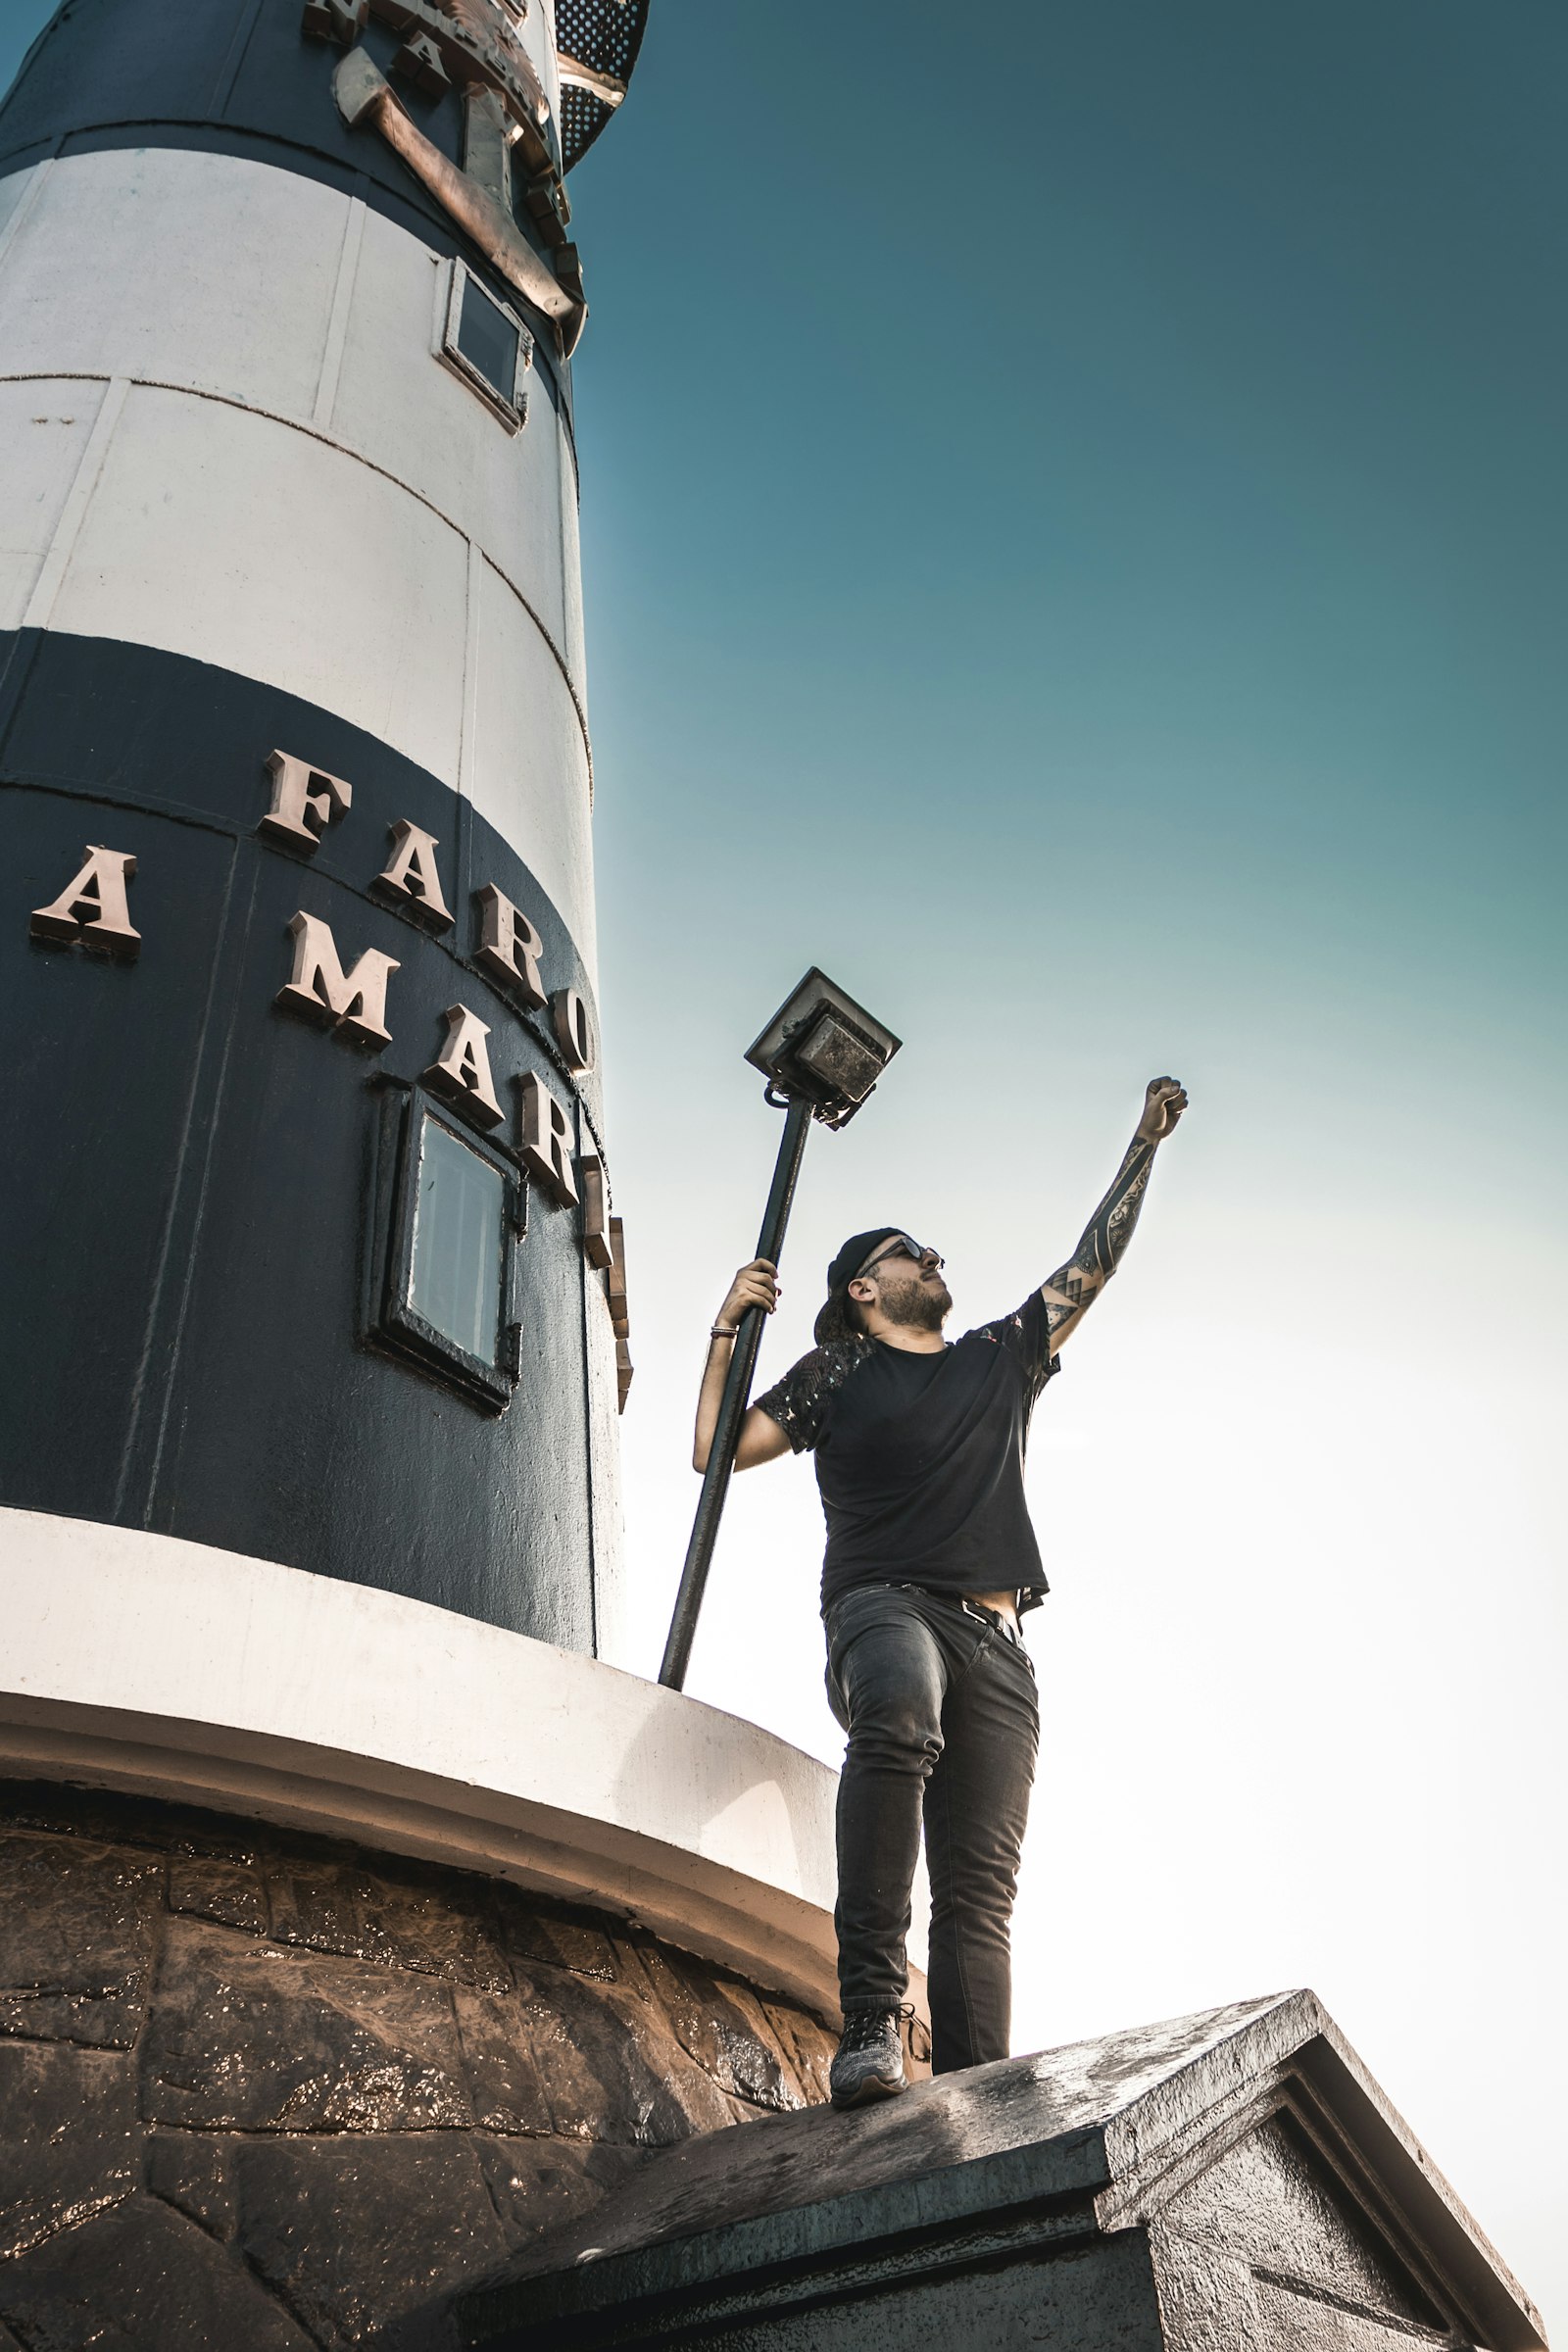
[566,3,1566,2326]
[3,0,1562,2327]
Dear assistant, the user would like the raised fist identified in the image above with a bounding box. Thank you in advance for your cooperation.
[1137,1076,1189,1142]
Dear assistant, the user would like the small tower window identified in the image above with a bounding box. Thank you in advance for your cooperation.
[368,1085,525,1410]
[440,260,533,431]
[410,1115,505,1363]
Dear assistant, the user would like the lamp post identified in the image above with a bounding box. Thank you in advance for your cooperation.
[659,970,901,1690]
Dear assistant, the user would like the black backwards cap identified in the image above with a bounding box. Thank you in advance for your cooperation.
[813,1227,906,1347]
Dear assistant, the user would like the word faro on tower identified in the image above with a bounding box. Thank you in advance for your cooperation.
[0,0,644,1650]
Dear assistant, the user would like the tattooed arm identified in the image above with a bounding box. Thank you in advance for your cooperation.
[1038,1077,1188,1350]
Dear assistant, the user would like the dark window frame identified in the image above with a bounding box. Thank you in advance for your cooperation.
[366,1080,527,1412]
[438,258,534,433]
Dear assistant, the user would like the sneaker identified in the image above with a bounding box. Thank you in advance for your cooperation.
[829,2007,907,2109]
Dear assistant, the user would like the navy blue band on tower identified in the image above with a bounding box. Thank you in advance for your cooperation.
[0,628,613,1645]
[0,0,638,1652]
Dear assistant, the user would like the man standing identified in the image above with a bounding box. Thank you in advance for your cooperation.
[693,1076,1188,2108]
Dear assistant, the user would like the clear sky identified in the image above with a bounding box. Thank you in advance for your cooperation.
[4,0,1563,2328]
[566,1,1567,2327]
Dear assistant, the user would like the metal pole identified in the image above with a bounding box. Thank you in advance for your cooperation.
[659,1092,813,1690]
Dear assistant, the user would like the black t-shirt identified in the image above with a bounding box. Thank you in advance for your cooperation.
[755,1294,1060,1615]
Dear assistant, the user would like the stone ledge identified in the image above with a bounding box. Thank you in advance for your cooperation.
[0,1508,862,2017]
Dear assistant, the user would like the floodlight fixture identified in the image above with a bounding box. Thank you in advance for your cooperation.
[743,968,902,1129]
[660,969,901,1690]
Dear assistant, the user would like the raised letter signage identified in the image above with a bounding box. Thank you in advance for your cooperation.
[578,1151,612,1268]
[609,1216,632,1407]
[258,750,352,851]
[423,1004,506,1128]
[26,749,632,1390]
[551,986,595,1073]
[372,819,453,930]
[302,0,366,38]
[472,884,547,1008]
[517,1071,578,1204]
[30,846,141,957]
[276,911,399,1047]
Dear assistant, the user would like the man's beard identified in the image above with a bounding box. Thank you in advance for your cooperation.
[876,1270,952,1333]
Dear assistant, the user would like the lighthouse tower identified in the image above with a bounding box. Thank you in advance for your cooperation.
[0,0,641,1649]
[0,5,858,2339]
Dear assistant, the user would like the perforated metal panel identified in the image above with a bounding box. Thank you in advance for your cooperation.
[554,0,649,170]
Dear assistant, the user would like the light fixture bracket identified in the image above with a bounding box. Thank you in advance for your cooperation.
[744,969,901,1128]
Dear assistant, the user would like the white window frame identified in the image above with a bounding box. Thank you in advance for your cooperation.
[438,258,534,433]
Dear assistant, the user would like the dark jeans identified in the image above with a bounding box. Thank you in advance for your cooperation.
[824,1582,1039,2075]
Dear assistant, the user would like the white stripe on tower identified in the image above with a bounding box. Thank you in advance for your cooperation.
[0,141,598,972]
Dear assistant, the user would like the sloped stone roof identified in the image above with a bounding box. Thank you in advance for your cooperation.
[461,1988,1547,2351]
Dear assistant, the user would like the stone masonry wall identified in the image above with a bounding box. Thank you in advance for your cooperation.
[0,1782,842,2350]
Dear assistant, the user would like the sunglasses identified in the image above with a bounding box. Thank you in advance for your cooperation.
[854,1233,945,1279]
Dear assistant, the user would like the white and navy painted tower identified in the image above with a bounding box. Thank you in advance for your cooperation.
[0,11,877,2334]
[0,0,647,1650]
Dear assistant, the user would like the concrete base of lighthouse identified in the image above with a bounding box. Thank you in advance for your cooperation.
[0,1512,924,2348]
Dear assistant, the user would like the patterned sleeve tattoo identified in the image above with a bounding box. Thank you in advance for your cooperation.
[1037,1134,1156,1348]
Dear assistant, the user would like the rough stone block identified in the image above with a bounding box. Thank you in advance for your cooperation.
[0,1833,159,2048]
[497,1892,620,1984]
[3,1784,251,1862]
[0,2041,138,2263]
[761,2000,837,2106]
[0,2192,314,2349]
[517,1965,735,2145]
[167,1852,269,1935]
[140,1919,472,2132]
[473,2137,646,2260]
[452,1988,555,2135]
[267,1856,512,1990]
[631,1944,803,2112]
[231,2133,508,2348]
[0,1789,853,2350]
[144,2131,236,2242]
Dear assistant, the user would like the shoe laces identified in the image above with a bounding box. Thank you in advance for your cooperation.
[841,2004,914,2052]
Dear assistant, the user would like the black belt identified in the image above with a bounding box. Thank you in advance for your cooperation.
[873,1581,1025,1646]
[960,1596,1024,1647]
